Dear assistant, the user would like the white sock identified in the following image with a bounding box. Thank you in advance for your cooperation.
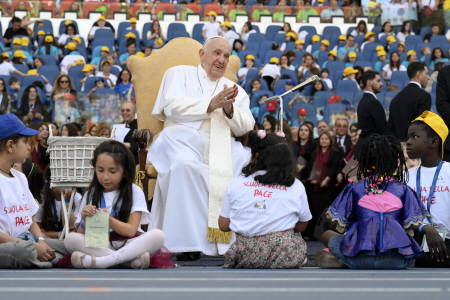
[93,230,165,269]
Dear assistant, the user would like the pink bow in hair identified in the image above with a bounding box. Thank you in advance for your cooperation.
[257,130,266,139]
[276,131,285,137]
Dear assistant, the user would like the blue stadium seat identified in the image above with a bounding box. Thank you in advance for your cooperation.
[238,50,258,63]
[258,101,279,123]
[93,29,115,46]
[94,88,116,96]
[354,35,365,49]
[414,42,429,60]
[250,90,273,108]
[298,26,317,36]
[33,20,53,32]
[405,35,423,52]
[419,26,431,40]
[388,42,398,54]
[275,79,290,92]
[265,25,282,41]
[363,43,381,61]
[292,51,305,68]
[371,26,382,40]
[263,50,282,64]
[432,81,437,94]
[13,64,29,75]
[335,80,359,94]
[0,75,10,90]
[59,20,79,36]
[285,42,296,51]
[21,75,45,90]
[390,71,409,87]
[84,77,98,93]
[119,29,141,47]
[441,44,450,62]
[304,33,322,47]
[346,27,356,35]
[353,90,364,108]
[383,91,398,116]
[317,51,329,67]
[68,66,85,92]
[280,69,297,82]
[171,31,190,40]
[322,26,341,41]
[431,93,436,106]
[167,23,187,41]
[91,38,114,53]
[117,21,131,39]
[259,40,275,61]
[274,33,287,45]
[35,55,57,67]
[142,22,153,41]
[354,61,373,69]
[313,91,333,109]
[33,27,53,41]
[326,61,345,74]
[248,33,266,51]
[291,103,317,126]
[430,35,448,50]
[39,65,60,86]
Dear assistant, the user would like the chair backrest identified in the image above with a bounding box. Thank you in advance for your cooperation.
[335,80,359,94]
[258,102,279,123]
[363,43,381,61]
[238,50,258,64]
[117,21,131,38]
[119,29,141,47]
[167,23,187,41]
[93,29,115,45]
[266,25,282,41]
[171,31,190,40]
[35,55,57,67]
[21,75,45,90]
[263,50,282,64]
[91,38,114,51]
[354,61,373,69]
[68,65,85,92]
[313,91,333,110]
[419,26,432,39]
[299,26,317,36]
[326,61,345,73]
[274,33,287,45]
[322,26,341,41]
[192,23,204,43]
[430,35,448,50]
[258,40,275,62]
[405,35,424,52]
[33,27,53,41]
[383,91,398,114]
[280,69,297,82]
[13,64,29,74]
[250,89,273,108]
[390,71,409,86]
[318,51,329,67]
[84,77,98,93]
[39,65,60,86]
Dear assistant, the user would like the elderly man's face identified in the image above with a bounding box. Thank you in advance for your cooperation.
[121,102,135,124]
[199,38,230,81]
[317,121,329,134]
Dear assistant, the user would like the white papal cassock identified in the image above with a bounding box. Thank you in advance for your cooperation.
[147,64,255,255]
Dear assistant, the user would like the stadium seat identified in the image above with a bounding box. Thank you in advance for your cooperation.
[13,64,29,75]
[414,43,429,60]
[299,26,317,36]
[265,25,282,41]
[363,43,381,61]
[0,75,10,90]
[317,51,329,67]
[39,65,60,86]
[263,50,282,64]
[117,22,131,39]
[84,77,99,93]
[21,76,45,90]
[431,93,436,106]
[167,23,187,41]
[250,90,273,108]
[322,26,341,41]
[248,33,267,51]
[390,71,409,87]
[354,61,373,69]
[274,33,287,45]
[432,81,437,94]
[353,90,364,108]
[275,79,290,92]
[171,31,190,40]
[119,29,141,47]
[280,69,297,82]
[93,29,115,46]
[258,40,274,61]
[238,50,258,64]
[383,91,398,116]
[419,26,432,40]
[291,103,317,126]
[35,55,57,67]
[405,35,424,52]
[68,66,85,92]
[335,80,359,94]
[388,42,398,54]
[33,27,53,41]
[92,38,114,53]
[430,35,448,50]
[313,91,333,110]
[142,22,153,41]
[326,61,346,74]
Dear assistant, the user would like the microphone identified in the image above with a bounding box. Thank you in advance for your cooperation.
[261,75,321,103]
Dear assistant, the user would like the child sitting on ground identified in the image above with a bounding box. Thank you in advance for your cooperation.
[64,141,166,269]
[0,114,66,268]
[405,111,450,267]
[219,130,312,268]
[315,133,429,269]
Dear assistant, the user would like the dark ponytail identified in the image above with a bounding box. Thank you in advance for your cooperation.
[242,131,296,187]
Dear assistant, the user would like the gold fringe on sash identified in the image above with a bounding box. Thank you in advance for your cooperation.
[207,227,233,244]
[134,170,146,190]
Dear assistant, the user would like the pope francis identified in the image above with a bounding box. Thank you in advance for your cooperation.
[147,36,255,258]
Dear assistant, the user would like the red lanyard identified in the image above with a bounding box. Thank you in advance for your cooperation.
[64,107,73,123]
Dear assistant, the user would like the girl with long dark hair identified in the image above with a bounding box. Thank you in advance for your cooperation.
[219,130,311,268]
[382,51,406,81]
[114,69,134,101]
[316,134,428,269]
[64,141,165,269]
[16,86,49,125]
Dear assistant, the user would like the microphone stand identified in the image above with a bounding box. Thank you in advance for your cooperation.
[271,87,300,133]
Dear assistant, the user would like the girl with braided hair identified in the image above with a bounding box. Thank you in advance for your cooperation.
[315,133,430,269]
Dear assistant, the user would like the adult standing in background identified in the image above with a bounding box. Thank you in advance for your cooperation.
[388,62,431,141]
[121,101,139,165]
[334,117,352,156]
[436,65,450,161]
[354,70,386,159]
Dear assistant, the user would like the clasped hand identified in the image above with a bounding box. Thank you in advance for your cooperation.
[207,84,238,114]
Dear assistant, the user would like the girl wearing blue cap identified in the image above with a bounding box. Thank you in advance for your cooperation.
[0,114,66,268]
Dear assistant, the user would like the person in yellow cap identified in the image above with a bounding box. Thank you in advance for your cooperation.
[125,17,142,38]
[296,0,318,23]
[337,34,359,61]
[228,0,247,22]
[60,43,85,75]
[238,54,256,87]
[345,52,357,68]
[405,111,450,268]
[322,50,337,68]
[374,50,387,72]
[27,69,37,76]
[382,51,406,81]
[388,61,431,141]
[12,50,27,66]
[260,57,281,91]
[71,37,82,47]
[88,15,112,39]
[252,0,270,22]
[38,35,62,61]
[273,1,291,22]
[8,38,33,66]
[295,39,304,52]
[202,11,220,39]
[1,52,9,62]
[343,67,360,90]
[402,50,417,68]
[91,46,110,71]
[312,39,329,60]
[124,32,137,40]
[360,32,376,53]
[176,1,194,21]
[34,30,46,48]
[219,21,239,47]
[98,60,118,87]
[153,38,164,49]
[58,22,79,47]
[280,32,297,52]
[80,65,95,92]
[386,35,397,53]
[120,39,137,68]
[305,35,320,53]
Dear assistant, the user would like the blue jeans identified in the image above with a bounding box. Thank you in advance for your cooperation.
[328,234,415,269]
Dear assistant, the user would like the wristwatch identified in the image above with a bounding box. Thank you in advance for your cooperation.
[224,108,234,119]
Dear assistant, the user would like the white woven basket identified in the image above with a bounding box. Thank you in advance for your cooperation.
[47,126,115,185]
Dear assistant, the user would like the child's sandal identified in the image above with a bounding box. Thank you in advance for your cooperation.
[71,251,96,269]
[130,252,150,269]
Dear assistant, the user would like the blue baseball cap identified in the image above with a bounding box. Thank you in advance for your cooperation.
[0,114,40,140]
[95,77,105,83]
[286,79,296,86]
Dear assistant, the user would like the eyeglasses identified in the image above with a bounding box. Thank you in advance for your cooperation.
[60,80,69,84]
[0,82,4,85]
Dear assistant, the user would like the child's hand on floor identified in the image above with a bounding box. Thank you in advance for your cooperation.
[423,226,449,263]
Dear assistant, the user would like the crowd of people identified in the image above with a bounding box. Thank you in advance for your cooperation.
[0,1,450,270]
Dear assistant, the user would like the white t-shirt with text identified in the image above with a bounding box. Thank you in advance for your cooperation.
[0,169,39,237]
[220,172,312,236]
[407,162,450,238]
